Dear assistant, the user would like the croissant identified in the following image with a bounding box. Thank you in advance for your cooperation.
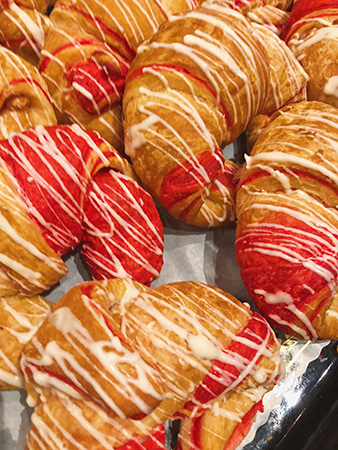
[123,3,272,228]
[0,294,51,390]
[0,124,164,286]
[0,2,51,65]
[284,0,338,108]
[236,100,338,340]
[21,278,283,449]
[0,46,57,139]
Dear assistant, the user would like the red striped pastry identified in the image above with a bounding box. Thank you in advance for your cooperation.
[123,3,271,227]
[284,0,338,108]
[0,124,164,285]
[236,101,338,340]
[82,169,164,286]
[21,278,283,449]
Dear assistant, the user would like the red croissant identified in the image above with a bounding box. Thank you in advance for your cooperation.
[236,101,338,340]
[0,124,164,290]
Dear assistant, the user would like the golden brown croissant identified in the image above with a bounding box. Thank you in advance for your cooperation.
[284,0,338,108]
[0,294,51,390]
[21,278,283,449]
[0,46,57,139]
[123,3,271,228]
[236,101,338,340]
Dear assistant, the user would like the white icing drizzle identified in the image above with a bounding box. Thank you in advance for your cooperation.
[324,76,338,98]
[125,4,268,226]
[81,170,163,284]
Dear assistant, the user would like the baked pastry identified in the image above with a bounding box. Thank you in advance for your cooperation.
[246,5,290,36]
[21,278,284,449]
[26,392,170,450]
[0,2,51,65]
[82,169,164,286]
[38,0,201,152]
[0,124,163,285]
[284,0,338,108]
[0,46,57,140]
[0,295,51,391]
[123,3,270,227]
[236,101,338,340]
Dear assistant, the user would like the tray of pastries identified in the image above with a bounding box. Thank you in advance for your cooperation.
[1,0,338,449]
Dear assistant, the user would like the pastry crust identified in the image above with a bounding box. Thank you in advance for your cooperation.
[284,0,338,108]
[21,278,283,449]
[123,4,270,227]
[253,23,308,115]
[0,295,51,390]
[0,46,56,139]
[236,101,338,340]
[0,4,51,65]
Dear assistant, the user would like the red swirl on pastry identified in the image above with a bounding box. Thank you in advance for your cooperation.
[82,170,163,285]
[0,125,164,286]
[66,56,128,115]
[190,313,276,407]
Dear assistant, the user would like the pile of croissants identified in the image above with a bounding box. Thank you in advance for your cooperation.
[1,0,338,449]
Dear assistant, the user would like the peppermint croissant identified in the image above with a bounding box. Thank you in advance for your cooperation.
[236,101,338,340]
[0,125,164,286]
[123,3,270,227]
[21,278,283,449]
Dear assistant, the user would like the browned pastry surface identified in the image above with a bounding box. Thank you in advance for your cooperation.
[20,278,284,449]
[0,46,57,139]
[123,3,270,227]
[0,295,51,391]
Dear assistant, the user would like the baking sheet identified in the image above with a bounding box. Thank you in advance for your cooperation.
[0,143,337,449]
